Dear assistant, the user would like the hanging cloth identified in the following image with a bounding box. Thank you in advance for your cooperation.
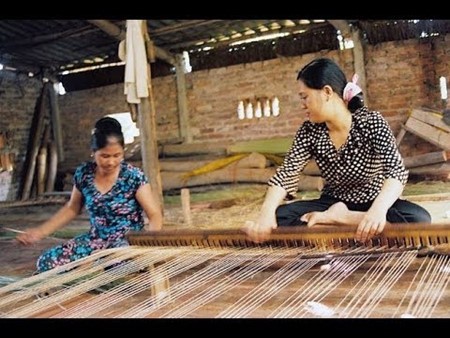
[123,20,149,104]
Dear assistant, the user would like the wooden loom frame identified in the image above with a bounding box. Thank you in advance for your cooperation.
[127,222,450,249]
[1,223,450,318]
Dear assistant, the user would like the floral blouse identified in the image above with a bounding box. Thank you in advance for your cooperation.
[73,161,148,243]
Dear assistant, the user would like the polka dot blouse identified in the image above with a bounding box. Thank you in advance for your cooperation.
[268,107,408,203]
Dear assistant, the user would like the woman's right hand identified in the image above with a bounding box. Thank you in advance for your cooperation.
[16,228,45,245]
[242,215,278,243]
[242,185,285,243]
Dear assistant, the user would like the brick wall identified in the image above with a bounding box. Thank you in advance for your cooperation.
[58,50,354,167]
[365,37,450,156]
[59,36,449,166]
[58,84,130,170]
[0,71,43,201]
[1,35,449,200]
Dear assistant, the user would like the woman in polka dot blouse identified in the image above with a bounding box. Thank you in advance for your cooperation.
[16,117,163,272]
[244,57,431,243]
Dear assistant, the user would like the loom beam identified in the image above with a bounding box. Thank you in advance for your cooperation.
[127,223,450,250]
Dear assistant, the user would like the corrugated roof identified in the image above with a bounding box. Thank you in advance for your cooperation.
[1,19,448,89]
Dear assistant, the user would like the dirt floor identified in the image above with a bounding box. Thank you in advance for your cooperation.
[1,181,450,282]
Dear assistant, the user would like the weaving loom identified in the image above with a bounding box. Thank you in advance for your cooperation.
[1,223,450,318]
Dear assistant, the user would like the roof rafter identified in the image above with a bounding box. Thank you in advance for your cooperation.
[87,20,176,66]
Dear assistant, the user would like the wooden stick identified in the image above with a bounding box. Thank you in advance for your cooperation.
[1,226,63,241]
[1,226,26,234]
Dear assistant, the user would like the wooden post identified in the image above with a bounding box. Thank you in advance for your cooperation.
[351,29,368,106]
[138,97,164,213]
[138,20,164,214]
[329,20,368,106]
[181,188,192,227]
[175,54,192,143]
[123,20,164,215]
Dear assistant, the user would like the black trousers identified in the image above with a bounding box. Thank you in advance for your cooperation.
[276,194,432,226]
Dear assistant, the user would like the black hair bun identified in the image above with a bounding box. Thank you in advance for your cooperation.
[94,117,122,133]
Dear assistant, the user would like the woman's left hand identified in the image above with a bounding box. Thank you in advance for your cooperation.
[356,211,387,243]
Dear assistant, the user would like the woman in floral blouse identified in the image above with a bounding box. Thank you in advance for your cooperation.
[244,57,431,243]
[17,117,163,272]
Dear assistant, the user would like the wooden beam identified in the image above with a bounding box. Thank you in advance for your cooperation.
[403,151,448,168]
[150,20,223,37]
[162,141,229,157]
[158,152,267,172]
[0,26,97,50]
[161,167,275,190]
[408,162,450,180]
[87,20,176,66]
[411,109,450,133]
[404,117,450,150]
[165,22,329,51]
